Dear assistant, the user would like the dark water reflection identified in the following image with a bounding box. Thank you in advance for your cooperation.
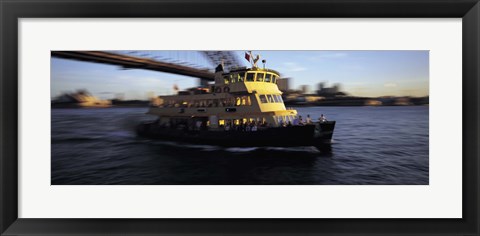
[51,106,428,185]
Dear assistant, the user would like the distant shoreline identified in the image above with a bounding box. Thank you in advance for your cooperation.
[51,104,429,109]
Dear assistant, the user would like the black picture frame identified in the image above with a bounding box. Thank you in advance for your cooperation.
[1,0,479,235]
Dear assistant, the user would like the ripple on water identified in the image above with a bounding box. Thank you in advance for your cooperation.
[51,106,429,185]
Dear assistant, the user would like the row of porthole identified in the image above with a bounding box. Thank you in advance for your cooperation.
[213,86,230,93]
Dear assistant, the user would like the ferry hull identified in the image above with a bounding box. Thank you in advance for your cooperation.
[136,121,335,150]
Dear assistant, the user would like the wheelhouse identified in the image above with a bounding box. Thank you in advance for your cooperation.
[221,68,281,85]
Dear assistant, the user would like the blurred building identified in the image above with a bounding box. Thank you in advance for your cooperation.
[365,99,382,106]
[377,96,413,106]
[394,97,413,106]
[317,82,346,97]
[300,85,310,94]
[52,90,111,108]
[277,78,290,92]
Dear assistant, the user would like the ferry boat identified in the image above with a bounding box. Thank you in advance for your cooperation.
[136,54,335,150]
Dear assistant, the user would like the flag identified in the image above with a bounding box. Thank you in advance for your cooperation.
[173,84,179,91]
[245,51,251,62]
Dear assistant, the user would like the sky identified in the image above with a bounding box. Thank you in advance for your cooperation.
[51,50,429,100]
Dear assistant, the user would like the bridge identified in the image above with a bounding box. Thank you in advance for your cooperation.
[51,50,244,83]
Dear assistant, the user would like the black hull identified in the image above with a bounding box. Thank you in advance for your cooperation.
[136,121,335,150]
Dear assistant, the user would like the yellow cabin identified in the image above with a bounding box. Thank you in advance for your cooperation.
[147,65,298,129]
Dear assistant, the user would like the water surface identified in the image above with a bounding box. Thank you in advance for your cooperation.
[51,106,428,185]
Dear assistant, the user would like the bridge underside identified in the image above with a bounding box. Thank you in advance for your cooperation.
[51,51,215,81]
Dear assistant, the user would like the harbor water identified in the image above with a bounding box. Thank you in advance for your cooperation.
[51,106,428,185]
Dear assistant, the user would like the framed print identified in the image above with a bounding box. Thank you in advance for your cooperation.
[1,0,479,235]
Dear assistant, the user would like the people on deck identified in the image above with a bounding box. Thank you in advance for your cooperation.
[298,116,304,125]
[222,116,327,130]
[306,115,312,124]
[319,114,327,122]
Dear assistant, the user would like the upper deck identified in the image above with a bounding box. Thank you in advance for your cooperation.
[148,65,297,126]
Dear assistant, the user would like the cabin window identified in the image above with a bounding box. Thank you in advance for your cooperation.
[276,95,284,103]
[247,96,252,106]
[273,94,280,103]
[241,97,246,106]
[236,97,241,106]
[246,72,255,81]
[259,95,268,103]
[265,74,272,82]
[231,73,242,83]
[238,72,245,82]
[272,75,277,83]
[256,73,265,82]
[267,95,275,103]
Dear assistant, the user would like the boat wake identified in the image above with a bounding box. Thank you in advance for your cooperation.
[264,146,321,153]
[147,139,221,151]
[224,147,259,152]
[145,139,324,154]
